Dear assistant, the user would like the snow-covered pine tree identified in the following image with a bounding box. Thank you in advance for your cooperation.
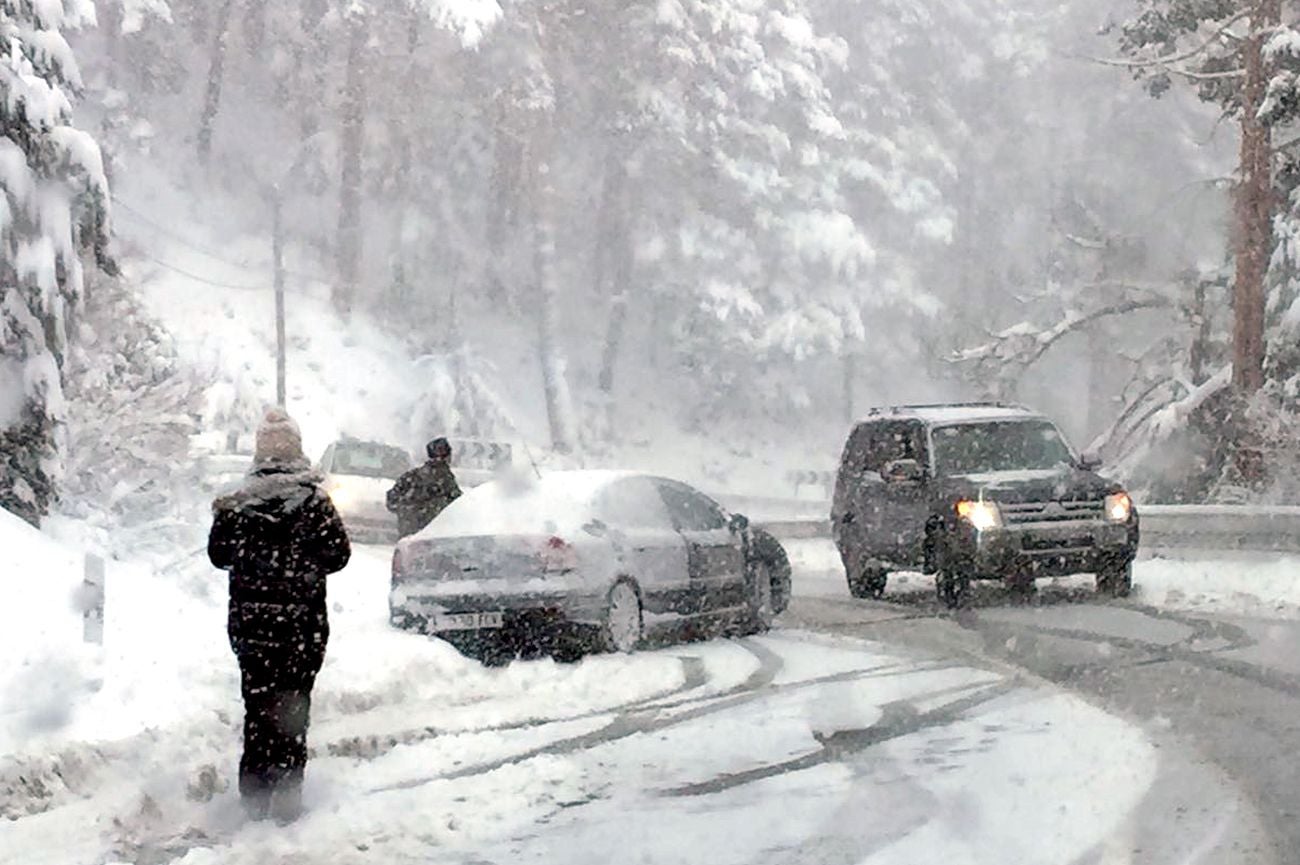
[0,0,112,525]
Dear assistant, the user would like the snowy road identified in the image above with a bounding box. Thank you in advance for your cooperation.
[789,540,1295,864]
[2,539,1292,863]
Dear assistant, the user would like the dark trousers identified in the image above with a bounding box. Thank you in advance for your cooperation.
[236,648,320,800]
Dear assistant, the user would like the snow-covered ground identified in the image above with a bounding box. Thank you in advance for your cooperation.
[3,516,1168,865]
[787,539,1300,619]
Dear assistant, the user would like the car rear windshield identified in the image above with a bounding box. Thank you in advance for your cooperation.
[931,420,1073,477]
[332,443,411,479]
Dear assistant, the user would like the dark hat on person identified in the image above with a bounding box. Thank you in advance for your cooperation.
[427,437,452,459]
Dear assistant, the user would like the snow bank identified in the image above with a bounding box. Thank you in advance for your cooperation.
[0,508,98,750]
[1134,553,1300,619]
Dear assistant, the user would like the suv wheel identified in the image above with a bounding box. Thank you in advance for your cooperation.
[1097,561,1133,598]
[847,566,888,600]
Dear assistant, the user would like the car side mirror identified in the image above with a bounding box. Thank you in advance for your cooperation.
[729,512,750,532]
[882,459,925,484]
[1077,450,1102,472]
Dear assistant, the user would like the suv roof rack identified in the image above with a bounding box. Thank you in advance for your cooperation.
[868,401,1032,415]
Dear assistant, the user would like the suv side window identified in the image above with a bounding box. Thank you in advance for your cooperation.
[655,481,728,532]
[845,421,928,476]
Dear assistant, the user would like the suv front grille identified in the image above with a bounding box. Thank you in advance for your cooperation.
[1000,500,1103,526]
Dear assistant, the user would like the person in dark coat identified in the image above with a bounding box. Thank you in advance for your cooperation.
[208,408,351,823]
[386,436,462,538]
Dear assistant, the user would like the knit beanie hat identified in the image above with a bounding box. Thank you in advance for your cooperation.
[254,407,304,463]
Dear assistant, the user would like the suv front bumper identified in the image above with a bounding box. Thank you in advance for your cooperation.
[951,517,1138,579]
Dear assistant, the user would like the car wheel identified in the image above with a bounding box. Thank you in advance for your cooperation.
[743,561,775,635]
[750,529,792,613]
[847,566,888,600]
[1097,561,1133,598]
[601,580,643,654]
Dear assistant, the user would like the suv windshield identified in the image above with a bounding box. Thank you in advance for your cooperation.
[331,443,411,479]
[932,420,1073,477]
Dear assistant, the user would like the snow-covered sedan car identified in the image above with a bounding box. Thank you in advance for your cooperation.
[319,438,413,543]
[388,470,792,664]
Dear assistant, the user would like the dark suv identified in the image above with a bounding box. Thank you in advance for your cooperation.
[831,403,1139,607]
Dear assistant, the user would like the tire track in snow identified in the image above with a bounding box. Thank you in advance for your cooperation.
[371,637,970,793]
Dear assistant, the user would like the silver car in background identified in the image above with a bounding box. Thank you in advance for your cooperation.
[388,470,791,664]
[319,438,413,543]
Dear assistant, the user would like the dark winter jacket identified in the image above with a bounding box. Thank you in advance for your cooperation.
[208,459,351,663]
[386,458,462,538]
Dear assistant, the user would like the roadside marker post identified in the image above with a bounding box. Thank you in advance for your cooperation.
[83,553,105,645]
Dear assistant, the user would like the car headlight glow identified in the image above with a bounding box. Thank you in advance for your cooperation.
[1104,491,1133,523]
[326,479,355,509]
[956,499,1002,531]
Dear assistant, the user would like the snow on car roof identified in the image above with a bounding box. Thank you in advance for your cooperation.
[867,404,1044,425]
[415,469,646,539]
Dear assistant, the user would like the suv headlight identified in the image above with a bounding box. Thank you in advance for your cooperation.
[956,499,1002,531]
[1104,492,1132,523]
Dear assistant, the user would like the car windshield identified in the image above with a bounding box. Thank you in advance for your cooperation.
[932,421,1074,476]
[331,443,410,479]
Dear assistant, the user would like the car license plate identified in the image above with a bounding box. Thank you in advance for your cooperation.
[432,611,504,631]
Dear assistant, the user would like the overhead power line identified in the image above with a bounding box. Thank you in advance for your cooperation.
[133,250,274,292]
[111,195,336,287]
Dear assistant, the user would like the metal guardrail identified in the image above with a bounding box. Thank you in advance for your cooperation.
[1138,505,1300,553]
[750,503,1300,553]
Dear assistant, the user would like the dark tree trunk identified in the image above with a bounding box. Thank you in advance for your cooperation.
[1233,4,1275,397]
[335,14,368,316]
[1190,273,1213,387]
[1230,0,1279,482]
[196,0,235,164]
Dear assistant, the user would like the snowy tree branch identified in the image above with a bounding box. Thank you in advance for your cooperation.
[954,297,1177,373]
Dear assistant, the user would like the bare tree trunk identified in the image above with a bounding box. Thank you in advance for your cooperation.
[196,0,235,164]
[243,0,268,54]
[295,0,328,138]
[1231,0,1279,482]
[596,157,631,438]
[100,2,122,70]
[335,14,368,316]
[533,151,577,454]
[487,97,522,303]
[842,351,856,425]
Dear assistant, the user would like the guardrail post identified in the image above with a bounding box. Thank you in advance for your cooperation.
[83,553,104,645]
